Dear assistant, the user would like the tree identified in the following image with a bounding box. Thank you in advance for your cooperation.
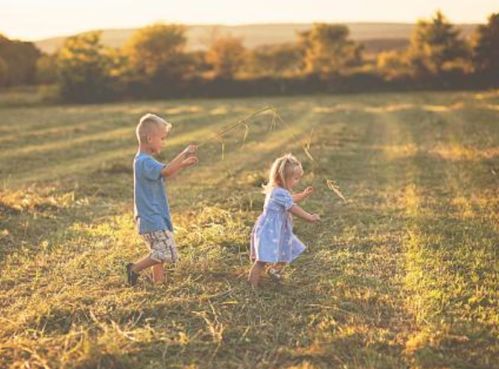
[0,56,7,86]
[299,23,362,77]
[35,54,58,84]
[206,35,246,79]
[408,11,469,76]
[124,23,190,83]
[246,44,302,77]
[377,50,411,80]
[472,13,499,78]
[188,50,211,75]
[57,31,115,102]
[0,34,41,86]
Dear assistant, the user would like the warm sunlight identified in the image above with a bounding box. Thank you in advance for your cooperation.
[1,1,497,368]
[3,0,498,40]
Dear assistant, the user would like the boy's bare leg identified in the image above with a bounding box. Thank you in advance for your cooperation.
[152,263,165,284]
[131,255,159,273]
[248,261,266,288]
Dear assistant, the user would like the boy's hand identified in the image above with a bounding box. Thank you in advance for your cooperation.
[183,144,197,156]
[182,155,198,167]
[308,213,320,223]
[303,186,314,197]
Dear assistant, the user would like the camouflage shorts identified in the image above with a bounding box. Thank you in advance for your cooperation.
[141,230,178,263]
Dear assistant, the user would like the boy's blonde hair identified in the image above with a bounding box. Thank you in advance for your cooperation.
[263,153,303,192]
[136,113,172,144]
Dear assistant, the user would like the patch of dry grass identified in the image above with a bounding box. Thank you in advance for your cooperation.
[1,91,498,368]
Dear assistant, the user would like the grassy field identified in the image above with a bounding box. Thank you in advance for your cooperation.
[0,91,498,369]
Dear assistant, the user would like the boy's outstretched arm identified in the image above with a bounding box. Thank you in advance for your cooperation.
[161,145,198,178]
[289,204,320,222]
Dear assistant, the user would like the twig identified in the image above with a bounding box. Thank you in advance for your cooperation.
[267,106,348,203]
[198,106,277,148]
[197,104,348,202]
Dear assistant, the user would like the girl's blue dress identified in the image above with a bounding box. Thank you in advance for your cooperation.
[250,187,306,263]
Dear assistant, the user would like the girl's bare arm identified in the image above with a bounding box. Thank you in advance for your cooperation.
[292,186,314,203]
[289,204,320,222]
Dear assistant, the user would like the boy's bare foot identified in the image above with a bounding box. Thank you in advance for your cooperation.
[126,263,139,286]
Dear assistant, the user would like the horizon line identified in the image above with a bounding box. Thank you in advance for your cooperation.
[6,19,484,42]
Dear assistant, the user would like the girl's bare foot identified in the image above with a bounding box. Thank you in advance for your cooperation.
[267,267,282,281]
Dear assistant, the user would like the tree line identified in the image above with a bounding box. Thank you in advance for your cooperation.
[1,11,497,102]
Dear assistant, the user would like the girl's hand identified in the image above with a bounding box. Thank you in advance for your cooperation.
[308,213,320,223]
[182,156,198,167]
[303,186,314,197]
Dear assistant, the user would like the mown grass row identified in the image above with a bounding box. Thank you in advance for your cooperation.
[1,91,497,368]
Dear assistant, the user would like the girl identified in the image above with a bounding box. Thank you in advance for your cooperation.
[248,153,320,288]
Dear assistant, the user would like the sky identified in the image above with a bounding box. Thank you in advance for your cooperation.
[2,0,498,41]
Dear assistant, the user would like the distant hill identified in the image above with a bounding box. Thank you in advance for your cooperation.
[35,23,478,54]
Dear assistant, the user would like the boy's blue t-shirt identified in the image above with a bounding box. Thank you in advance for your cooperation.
[133,152,173,234]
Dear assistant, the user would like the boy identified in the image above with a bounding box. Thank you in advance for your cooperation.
[126,113,197,285]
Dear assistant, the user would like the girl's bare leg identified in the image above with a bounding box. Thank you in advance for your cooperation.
[248,261,266,288]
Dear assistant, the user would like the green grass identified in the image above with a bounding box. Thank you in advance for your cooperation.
[1,91,498,369]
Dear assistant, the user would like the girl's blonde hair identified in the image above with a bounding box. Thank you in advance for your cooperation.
[263,153,303,192]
